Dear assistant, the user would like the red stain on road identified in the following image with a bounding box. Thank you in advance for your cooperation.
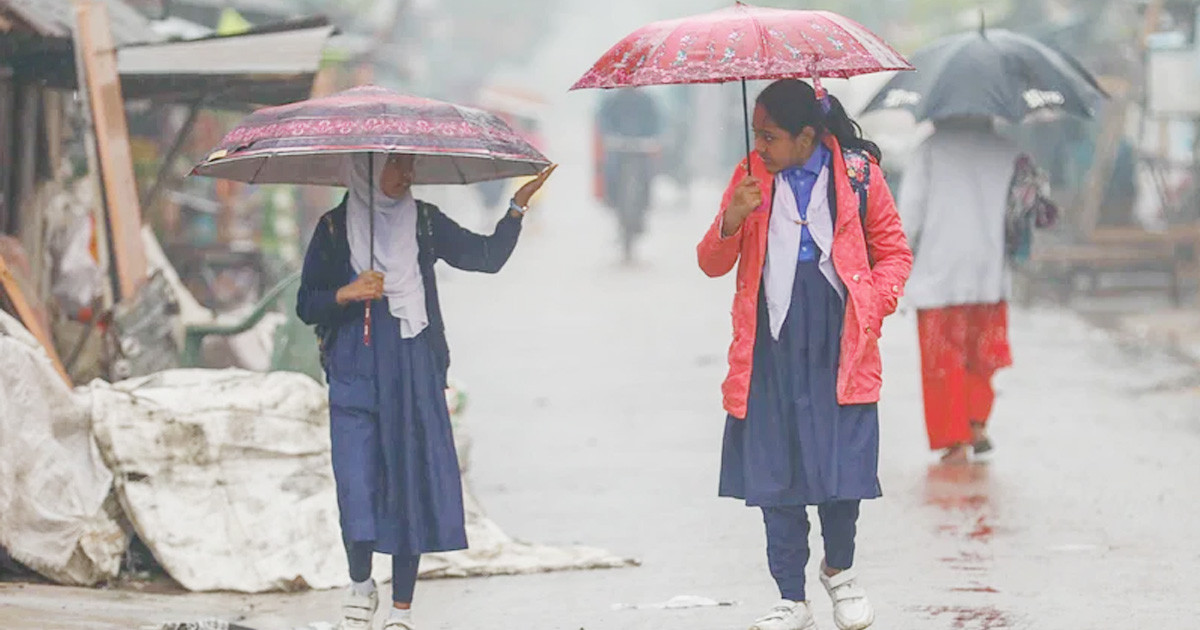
[916,605,1013,629]
[928,493,989,511]
[940,551,987,563]
[968,515,995,541]
[922,464,1010,626]
[940,551,989,572]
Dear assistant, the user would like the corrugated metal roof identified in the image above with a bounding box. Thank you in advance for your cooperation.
[117,22,333,107]
[119,23,330,76]
[167,0,298,16]
[0,0,164,45]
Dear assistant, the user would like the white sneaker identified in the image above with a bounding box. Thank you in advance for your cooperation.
[749,600,818,630]
[335,584,378,630]
[819,563,874,630]
[382,617,415,630]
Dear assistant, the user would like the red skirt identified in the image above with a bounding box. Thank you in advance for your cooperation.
[917,303,1013,451]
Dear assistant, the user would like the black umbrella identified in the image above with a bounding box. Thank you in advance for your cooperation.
[862,25,1106,122]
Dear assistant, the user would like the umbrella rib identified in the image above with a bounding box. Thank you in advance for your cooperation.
[491,152,503,183]
[748,12,771,78]
[248,154,271,186]
[642,19,686,81]
[452,155,468,186]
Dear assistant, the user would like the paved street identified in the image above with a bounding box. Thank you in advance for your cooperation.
[4,159,1199,629]
[3,2,1199,626]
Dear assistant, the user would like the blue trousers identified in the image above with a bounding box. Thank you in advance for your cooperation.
[762,501,860,601]
[346,540,420,604]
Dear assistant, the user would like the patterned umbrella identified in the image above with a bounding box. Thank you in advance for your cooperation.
[571,2,912,171]
[192,85,552,346]
[192,85,551,186]
[570,3,912,91]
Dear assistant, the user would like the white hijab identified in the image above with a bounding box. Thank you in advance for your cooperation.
[345,155,428,339]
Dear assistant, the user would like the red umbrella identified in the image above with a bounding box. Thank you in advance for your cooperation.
[571,2,912,170]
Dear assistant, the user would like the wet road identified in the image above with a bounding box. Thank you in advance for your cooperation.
[416,167,1200,630]
[4,2,1200,624]
[5,159,1197,629]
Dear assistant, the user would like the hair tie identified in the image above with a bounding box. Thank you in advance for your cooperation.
[811,74,832,115]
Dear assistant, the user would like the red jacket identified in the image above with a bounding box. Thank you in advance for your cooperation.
[697,137,913,419]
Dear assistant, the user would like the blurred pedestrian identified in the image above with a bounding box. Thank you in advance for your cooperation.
[898,115,1020,464]
[595,88,663,262]
[697,79,912,630]
[296,154,554,630]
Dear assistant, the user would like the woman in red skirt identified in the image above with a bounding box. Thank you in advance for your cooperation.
[898,116,1018,463]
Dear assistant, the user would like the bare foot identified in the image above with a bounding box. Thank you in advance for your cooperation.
[940,444,970,464]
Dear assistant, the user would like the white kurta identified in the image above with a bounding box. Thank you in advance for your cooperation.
[898,127,1021,310]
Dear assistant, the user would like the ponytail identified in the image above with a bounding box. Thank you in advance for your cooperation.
[822,94,882,164]
[756,79,883,164]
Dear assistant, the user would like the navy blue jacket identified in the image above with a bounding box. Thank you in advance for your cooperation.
[297,195,522,389]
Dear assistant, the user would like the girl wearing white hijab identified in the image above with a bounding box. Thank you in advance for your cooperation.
[298,153,555,630]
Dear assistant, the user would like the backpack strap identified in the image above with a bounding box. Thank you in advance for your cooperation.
[314,203,348,371]
[842,148,873,265]
[842,147,871,226]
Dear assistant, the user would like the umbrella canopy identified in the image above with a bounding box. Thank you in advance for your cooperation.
[192,85,551,186]
[862,28,1106,123]
[570,3,912,91]
[570,3,911,173]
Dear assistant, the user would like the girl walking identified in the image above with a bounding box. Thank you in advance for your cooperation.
[298,153,554,630]
[697,79,911,630]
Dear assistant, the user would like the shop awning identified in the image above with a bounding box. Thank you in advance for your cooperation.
[116,19,335,108]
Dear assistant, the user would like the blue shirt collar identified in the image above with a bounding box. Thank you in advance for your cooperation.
[782,143,830,179]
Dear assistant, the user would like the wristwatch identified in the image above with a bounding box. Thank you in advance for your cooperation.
[509,198,528,216]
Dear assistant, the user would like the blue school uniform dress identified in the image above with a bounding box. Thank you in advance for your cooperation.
[297,197,521,556]
[718,144,882,508]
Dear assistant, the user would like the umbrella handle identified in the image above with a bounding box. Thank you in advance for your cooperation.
[363,303,372,345]
[364,152,375,347]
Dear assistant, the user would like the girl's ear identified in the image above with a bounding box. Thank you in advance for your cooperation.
[796,126,817,153]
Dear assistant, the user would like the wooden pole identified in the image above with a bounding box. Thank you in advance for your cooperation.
[0,254,71,385]
[74,0,148,301]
